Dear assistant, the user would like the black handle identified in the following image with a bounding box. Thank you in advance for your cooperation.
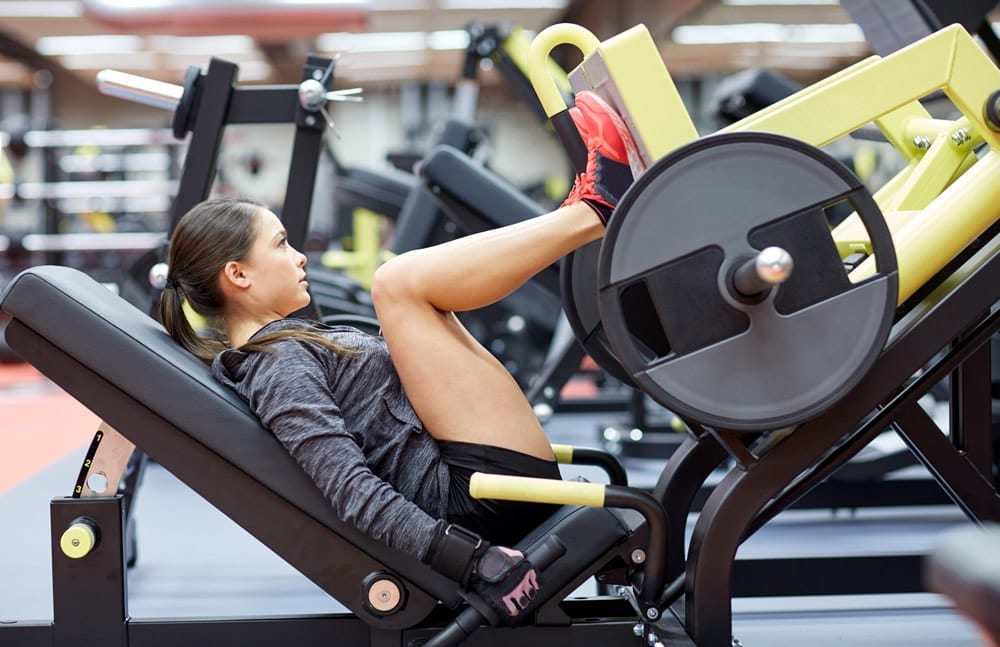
[423,535,567,647]
[551,109,588,174]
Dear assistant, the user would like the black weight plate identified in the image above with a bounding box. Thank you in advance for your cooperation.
[560,241,635,386]
[597,132,898,431]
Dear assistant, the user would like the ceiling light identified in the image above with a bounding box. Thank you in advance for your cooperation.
[36,34,144,56]
[439,0,566,8]
[317,29,470,53]
[671,23,865,45]
[59,52,159,71]
[145,35,258,55]
[339,52,430,69]
[428,30,470,50]
[0,1,82,18]
[317,31,426,52]
[723,0,839,5]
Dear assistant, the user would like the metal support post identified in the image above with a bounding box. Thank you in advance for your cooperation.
[51,496,128,647]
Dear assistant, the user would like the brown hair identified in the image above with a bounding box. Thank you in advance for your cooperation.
[159,197,356,364]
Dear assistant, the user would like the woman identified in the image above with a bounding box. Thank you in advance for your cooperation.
[159,91,635,624]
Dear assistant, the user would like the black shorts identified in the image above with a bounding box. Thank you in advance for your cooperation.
[439,440,562,546]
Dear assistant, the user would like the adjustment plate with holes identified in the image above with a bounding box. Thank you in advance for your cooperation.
[597,132,898,431]
[560,240,635,386]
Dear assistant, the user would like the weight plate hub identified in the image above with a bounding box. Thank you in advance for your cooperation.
[597,132,898,431]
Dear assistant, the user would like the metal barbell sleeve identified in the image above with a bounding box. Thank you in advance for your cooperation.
[97,69,184,112]
[732,245,794,298]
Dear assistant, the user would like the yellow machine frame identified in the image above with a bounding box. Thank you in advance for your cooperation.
[321,207,394,290]
[528,22,1000,305]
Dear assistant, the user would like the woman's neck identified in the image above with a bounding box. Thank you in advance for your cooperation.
[226,315,279,348]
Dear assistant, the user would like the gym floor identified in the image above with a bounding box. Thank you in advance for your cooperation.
[0,361,984,646]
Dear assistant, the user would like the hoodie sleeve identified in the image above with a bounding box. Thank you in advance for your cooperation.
[241,341,444,561]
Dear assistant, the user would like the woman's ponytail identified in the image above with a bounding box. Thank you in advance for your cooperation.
[159,282,227,363]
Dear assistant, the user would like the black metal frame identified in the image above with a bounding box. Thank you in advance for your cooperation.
[652,233,1000,646]
[8,497,647,647]
[167,56,331,251]
[462,22,556,126]
[120,55,335,321]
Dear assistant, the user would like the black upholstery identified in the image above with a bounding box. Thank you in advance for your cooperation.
[420,144,545,230]
[0,265,641,629]
[335,164,417,222]
[419,145,561,301]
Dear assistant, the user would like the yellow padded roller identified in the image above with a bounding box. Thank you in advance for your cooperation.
[469,473,605,507]
[849,152,1000,300]
[549,443,574,463]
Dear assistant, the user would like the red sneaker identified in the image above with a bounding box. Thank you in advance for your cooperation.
[560,91,638,224]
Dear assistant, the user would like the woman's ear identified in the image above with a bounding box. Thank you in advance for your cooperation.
[220,260,250,290]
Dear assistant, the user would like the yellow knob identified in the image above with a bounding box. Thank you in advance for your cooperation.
[60,521,97,559]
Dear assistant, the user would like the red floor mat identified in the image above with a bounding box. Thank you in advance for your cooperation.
[0,365,99,495]
[0,362,45,389]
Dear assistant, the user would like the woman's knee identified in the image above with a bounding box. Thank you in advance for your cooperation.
[371,252,421,310]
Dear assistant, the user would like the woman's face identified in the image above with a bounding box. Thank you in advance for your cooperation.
[241,208,311,316]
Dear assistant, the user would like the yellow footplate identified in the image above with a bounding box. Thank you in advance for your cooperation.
[568,24,699,169]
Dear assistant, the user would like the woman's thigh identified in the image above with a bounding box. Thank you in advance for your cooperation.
[378,300,554,460]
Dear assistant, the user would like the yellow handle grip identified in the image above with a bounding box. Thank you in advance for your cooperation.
[550,443,574,463]
[470,473,606,507]
[503,26,572,98]
[528,23,600,117]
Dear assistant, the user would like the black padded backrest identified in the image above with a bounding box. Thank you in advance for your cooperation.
[0,265,640,628]
[0,265,455,619]
[1,265,350,529]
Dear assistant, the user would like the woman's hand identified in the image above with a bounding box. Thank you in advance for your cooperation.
[425,524,544,626]
[468,546,541,624]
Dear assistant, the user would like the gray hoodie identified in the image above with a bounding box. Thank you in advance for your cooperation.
[211,318,449,560]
